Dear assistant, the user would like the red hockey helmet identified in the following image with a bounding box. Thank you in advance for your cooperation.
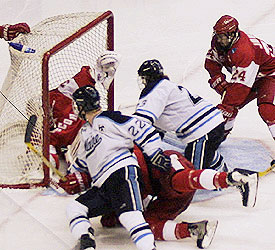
[213,15,239,34]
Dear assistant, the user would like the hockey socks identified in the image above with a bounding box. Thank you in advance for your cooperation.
[171,168,228,193]
[119,211,156,250]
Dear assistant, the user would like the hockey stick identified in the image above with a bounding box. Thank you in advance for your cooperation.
[24,115,67,181]
[258,160,275,177]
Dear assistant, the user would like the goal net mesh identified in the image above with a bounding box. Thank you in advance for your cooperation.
[0,11,114,188]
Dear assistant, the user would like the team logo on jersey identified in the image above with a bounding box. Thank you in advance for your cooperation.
[98,125,105,132]
[85,134,102,157]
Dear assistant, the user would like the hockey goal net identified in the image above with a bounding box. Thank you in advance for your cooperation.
[0,11,114,188]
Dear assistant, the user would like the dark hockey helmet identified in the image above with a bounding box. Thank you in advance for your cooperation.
[72,85,100,120]
[138,59,164,86]
[213,15,239,50]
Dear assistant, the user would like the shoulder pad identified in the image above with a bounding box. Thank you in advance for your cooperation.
[99,111,132,124]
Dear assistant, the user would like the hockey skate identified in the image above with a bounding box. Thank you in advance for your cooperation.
[79,227,96,250]
[188,220,218,249]
[227,168,259,207]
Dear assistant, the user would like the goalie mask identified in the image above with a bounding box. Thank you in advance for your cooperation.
[213,15,239,50]
[72,85,100,120]
[137,59,164,87]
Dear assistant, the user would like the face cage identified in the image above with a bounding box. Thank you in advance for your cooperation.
[214,31,237,49]
[137,75,147,90]
[72,101,86,120]
[101,62,116,72]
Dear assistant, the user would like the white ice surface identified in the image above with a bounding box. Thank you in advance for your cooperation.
[0,1,274,250]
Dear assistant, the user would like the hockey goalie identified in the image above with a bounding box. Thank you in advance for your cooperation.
[49,50,121,170]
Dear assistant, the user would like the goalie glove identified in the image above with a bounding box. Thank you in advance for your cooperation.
[209,74,230,95]
[58,172,91,195]
[95,50,121,90]
[0,23,30,41]
[150,150,171,172]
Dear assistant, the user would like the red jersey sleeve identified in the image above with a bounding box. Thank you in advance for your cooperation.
[205,58,223,78]
[73,66,96,87]
[205,37,225,78]
[57,66,96,99]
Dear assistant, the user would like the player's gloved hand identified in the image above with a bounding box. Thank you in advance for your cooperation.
[100,212,121,228]
[97,50,121,76]
[209,74,230,95]
[217,103,238,119]
[150,150,171,172]
[58,172,91,195]
[96,51,121,90]
[0,23,30,41]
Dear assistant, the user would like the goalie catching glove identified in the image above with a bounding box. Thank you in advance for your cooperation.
[58,172,91,195]
[93,50,121,90]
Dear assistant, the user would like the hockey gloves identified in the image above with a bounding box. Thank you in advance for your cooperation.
[150,150,171,172]
[209,74,230,96]
[0,23,30,41]
[58,172,91,195]
[217,103,238,119]
[96,51,121,76]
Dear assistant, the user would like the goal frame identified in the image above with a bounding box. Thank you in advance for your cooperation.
[0,10,114,189]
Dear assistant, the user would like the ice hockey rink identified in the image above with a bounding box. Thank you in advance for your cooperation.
[0,0,275,249]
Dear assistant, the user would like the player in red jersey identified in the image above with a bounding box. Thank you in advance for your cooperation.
[204,15,275,142]
[49,51,121,169]
[0,23,30,40]
[59,145,258,249]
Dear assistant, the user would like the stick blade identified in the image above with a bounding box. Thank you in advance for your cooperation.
[25,115,37,143]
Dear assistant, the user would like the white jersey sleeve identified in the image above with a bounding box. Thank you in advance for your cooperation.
[68,133,88,173]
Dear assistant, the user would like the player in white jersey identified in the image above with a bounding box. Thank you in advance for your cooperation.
[134,59,226,171]
[65,85,171,250]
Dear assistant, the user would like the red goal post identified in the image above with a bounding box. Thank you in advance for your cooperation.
[0,11,114,188]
